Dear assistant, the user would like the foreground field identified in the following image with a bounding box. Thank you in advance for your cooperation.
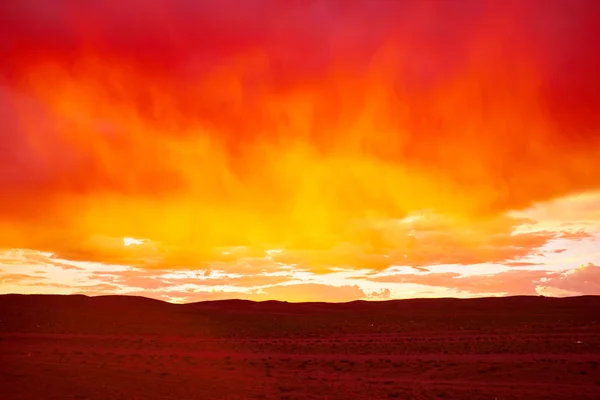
[1,295,600,399]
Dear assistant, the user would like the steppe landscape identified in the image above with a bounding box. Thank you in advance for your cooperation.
[2,294,600,399]
[3,1,600,399]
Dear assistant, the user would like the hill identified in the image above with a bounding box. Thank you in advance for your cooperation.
[1,294,599,337]
[3,294,600,399]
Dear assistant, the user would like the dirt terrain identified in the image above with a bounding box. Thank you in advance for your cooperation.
[1,295,600,399]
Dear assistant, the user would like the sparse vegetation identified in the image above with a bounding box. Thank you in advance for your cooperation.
[2,295,600,399]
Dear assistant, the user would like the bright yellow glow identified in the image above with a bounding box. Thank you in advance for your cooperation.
[123,237,144,247]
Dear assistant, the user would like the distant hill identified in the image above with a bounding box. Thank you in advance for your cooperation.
[1,294,599,337]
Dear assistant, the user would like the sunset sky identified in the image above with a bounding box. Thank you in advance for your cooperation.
[1,0,599,303]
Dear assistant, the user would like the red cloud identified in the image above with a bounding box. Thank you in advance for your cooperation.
[370,269,558,296]
[537,263,600,296]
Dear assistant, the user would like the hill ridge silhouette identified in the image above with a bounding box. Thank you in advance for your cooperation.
[2,292,600,307]
[2,293,600,337]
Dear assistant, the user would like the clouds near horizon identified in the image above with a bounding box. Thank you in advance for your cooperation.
[1,0,600,300]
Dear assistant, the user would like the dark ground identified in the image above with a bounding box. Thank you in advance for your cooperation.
[1,294,599,399]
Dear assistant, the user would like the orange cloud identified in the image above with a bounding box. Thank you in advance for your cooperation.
[252,284,366,303]
[88,269,293,290]
[0,274,47,284]
[75,283,366,304]
[1,1,600,298]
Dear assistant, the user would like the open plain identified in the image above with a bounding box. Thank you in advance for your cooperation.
[1,295,600,399]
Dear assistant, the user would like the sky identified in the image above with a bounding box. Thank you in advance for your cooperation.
[1,0,600,303]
